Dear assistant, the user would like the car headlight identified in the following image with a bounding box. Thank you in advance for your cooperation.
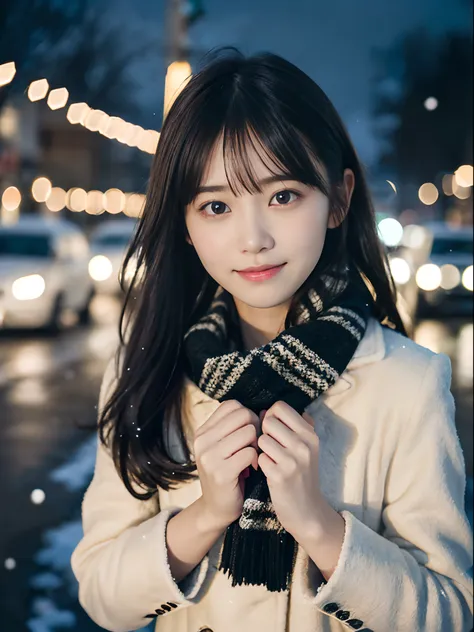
[389,257,411,285]
[89,255,113,281]
[12,274,46,300]
[462,265,473,291]
[416,264,441,291]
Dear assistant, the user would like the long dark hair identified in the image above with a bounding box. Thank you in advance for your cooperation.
[99,49,407,499]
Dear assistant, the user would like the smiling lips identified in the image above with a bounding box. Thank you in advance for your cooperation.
[236,263,286,281]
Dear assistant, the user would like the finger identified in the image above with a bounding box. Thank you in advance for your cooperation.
[258,452,278,478]
[261,414,297,449]
[265,401,312,436]
[302,411,315,428]
[228,446,259,474]
[219,424,258,459]
[201,400,242,431]
[258,433,287,464]
[199,407,258,450]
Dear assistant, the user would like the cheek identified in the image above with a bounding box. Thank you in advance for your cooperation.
[187,223,229,269]
[282,204,329,258]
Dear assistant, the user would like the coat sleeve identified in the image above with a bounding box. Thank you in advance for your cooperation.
[70,357,210,632]
[302,352,474,632]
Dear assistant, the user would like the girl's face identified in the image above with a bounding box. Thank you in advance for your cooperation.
[185,138,348,311]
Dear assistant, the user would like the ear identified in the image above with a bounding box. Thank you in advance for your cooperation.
[185,232,193,246]
[328,168,355,229]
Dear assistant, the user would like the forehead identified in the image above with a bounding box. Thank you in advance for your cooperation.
[200,134,285,191]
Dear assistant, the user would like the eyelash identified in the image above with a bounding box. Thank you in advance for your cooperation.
[198,189,302,217]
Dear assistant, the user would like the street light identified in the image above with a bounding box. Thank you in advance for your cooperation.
[164,61,192,118]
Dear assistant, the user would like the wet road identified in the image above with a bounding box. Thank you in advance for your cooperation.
[0,300,472,632]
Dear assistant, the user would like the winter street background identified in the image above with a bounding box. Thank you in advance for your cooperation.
[1,0,473,630]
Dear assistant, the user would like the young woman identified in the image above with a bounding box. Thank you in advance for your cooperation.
[71,51,473,632]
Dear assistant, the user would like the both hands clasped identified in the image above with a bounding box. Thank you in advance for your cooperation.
[194,399,328,538]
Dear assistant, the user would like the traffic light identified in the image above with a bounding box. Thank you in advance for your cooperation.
[183,0,204,24]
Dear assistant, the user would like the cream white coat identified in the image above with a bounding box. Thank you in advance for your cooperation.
[71,318,474,632]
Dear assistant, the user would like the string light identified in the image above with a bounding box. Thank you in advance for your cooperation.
[5,63,161,155]
[27,79,49,102]
[0,61,16,87]
[3,177,145,217]
[1,186,21,211]
[47,87,69,110]
[31,177,52,202]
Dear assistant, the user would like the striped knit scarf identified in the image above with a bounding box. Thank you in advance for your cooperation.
[183,270,374,592]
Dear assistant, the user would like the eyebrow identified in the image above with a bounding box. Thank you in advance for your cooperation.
[195,175,297,195]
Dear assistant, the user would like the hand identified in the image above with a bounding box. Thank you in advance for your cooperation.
[257,401,327,539]
[194,400,260,531]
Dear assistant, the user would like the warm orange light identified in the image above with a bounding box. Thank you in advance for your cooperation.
[84,109,107,132]
[67,103,90,125]
[418,183,439,205]
[164,61,191,117]
[45,188,66,212]
[31,177,52,203]
[86,190,104,215]
[1,186,21,211]
[47,87,69,110]
[28,79,49,102]
[0,62,16,87]
[104,188,125,214]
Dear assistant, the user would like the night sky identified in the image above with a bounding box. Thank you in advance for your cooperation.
[110,0,472,165]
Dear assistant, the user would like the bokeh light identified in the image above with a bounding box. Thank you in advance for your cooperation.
[418,183,439,205]
[416,264,442,291]
[0,61,16,87]
[2,186,21,211]
[442,174,454,196]
[32,177,52,203]
[45,187,66,212]
[424,97,438,111]
[67,102,91,125]
[440,264,461,290]
[389,257,411,285]
[47,87,69,110]
[104,189,125,214]
[454,165,473,188]
[27,79,49,102]
[378,218,404,247]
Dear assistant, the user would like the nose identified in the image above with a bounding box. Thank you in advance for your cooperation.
[238,208,275,254]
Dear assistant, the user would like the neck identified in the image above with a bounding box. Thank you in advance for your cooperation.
[233,297,292,350]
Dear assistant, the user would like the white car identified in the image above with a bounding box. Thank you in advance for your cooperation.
[0,216,95,331]
[88,219,137,295]
[389,222,473,319]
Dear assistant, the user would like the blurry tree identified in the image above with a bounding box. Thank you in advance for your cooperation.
[372,29,473,209]
[0,0,153,119]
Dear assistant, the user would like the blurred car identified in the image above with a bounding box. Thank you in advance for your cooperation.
[88,219,137,295]
[0,216,94,331]
[389,222,473,319]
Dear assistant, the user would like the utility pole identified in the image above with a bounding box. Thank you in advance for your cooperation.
[166,0,188,66]
[163,1,204,118]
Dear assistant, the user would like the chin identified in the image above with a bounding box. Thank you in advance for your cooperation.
[229,285,297,310]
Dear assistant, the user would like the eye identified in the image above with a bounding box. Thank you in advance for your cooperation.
[270,190,300,206]
[199,200,230,217]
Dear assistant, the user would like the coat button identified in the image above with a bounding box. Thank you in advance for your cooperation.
[160,604,172,611]
[155,609,165,615]
[323,602,340,614]
[347,619,364,629]
[198,628,213,632]
[167,602,178,608]
[336,610,350,621]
